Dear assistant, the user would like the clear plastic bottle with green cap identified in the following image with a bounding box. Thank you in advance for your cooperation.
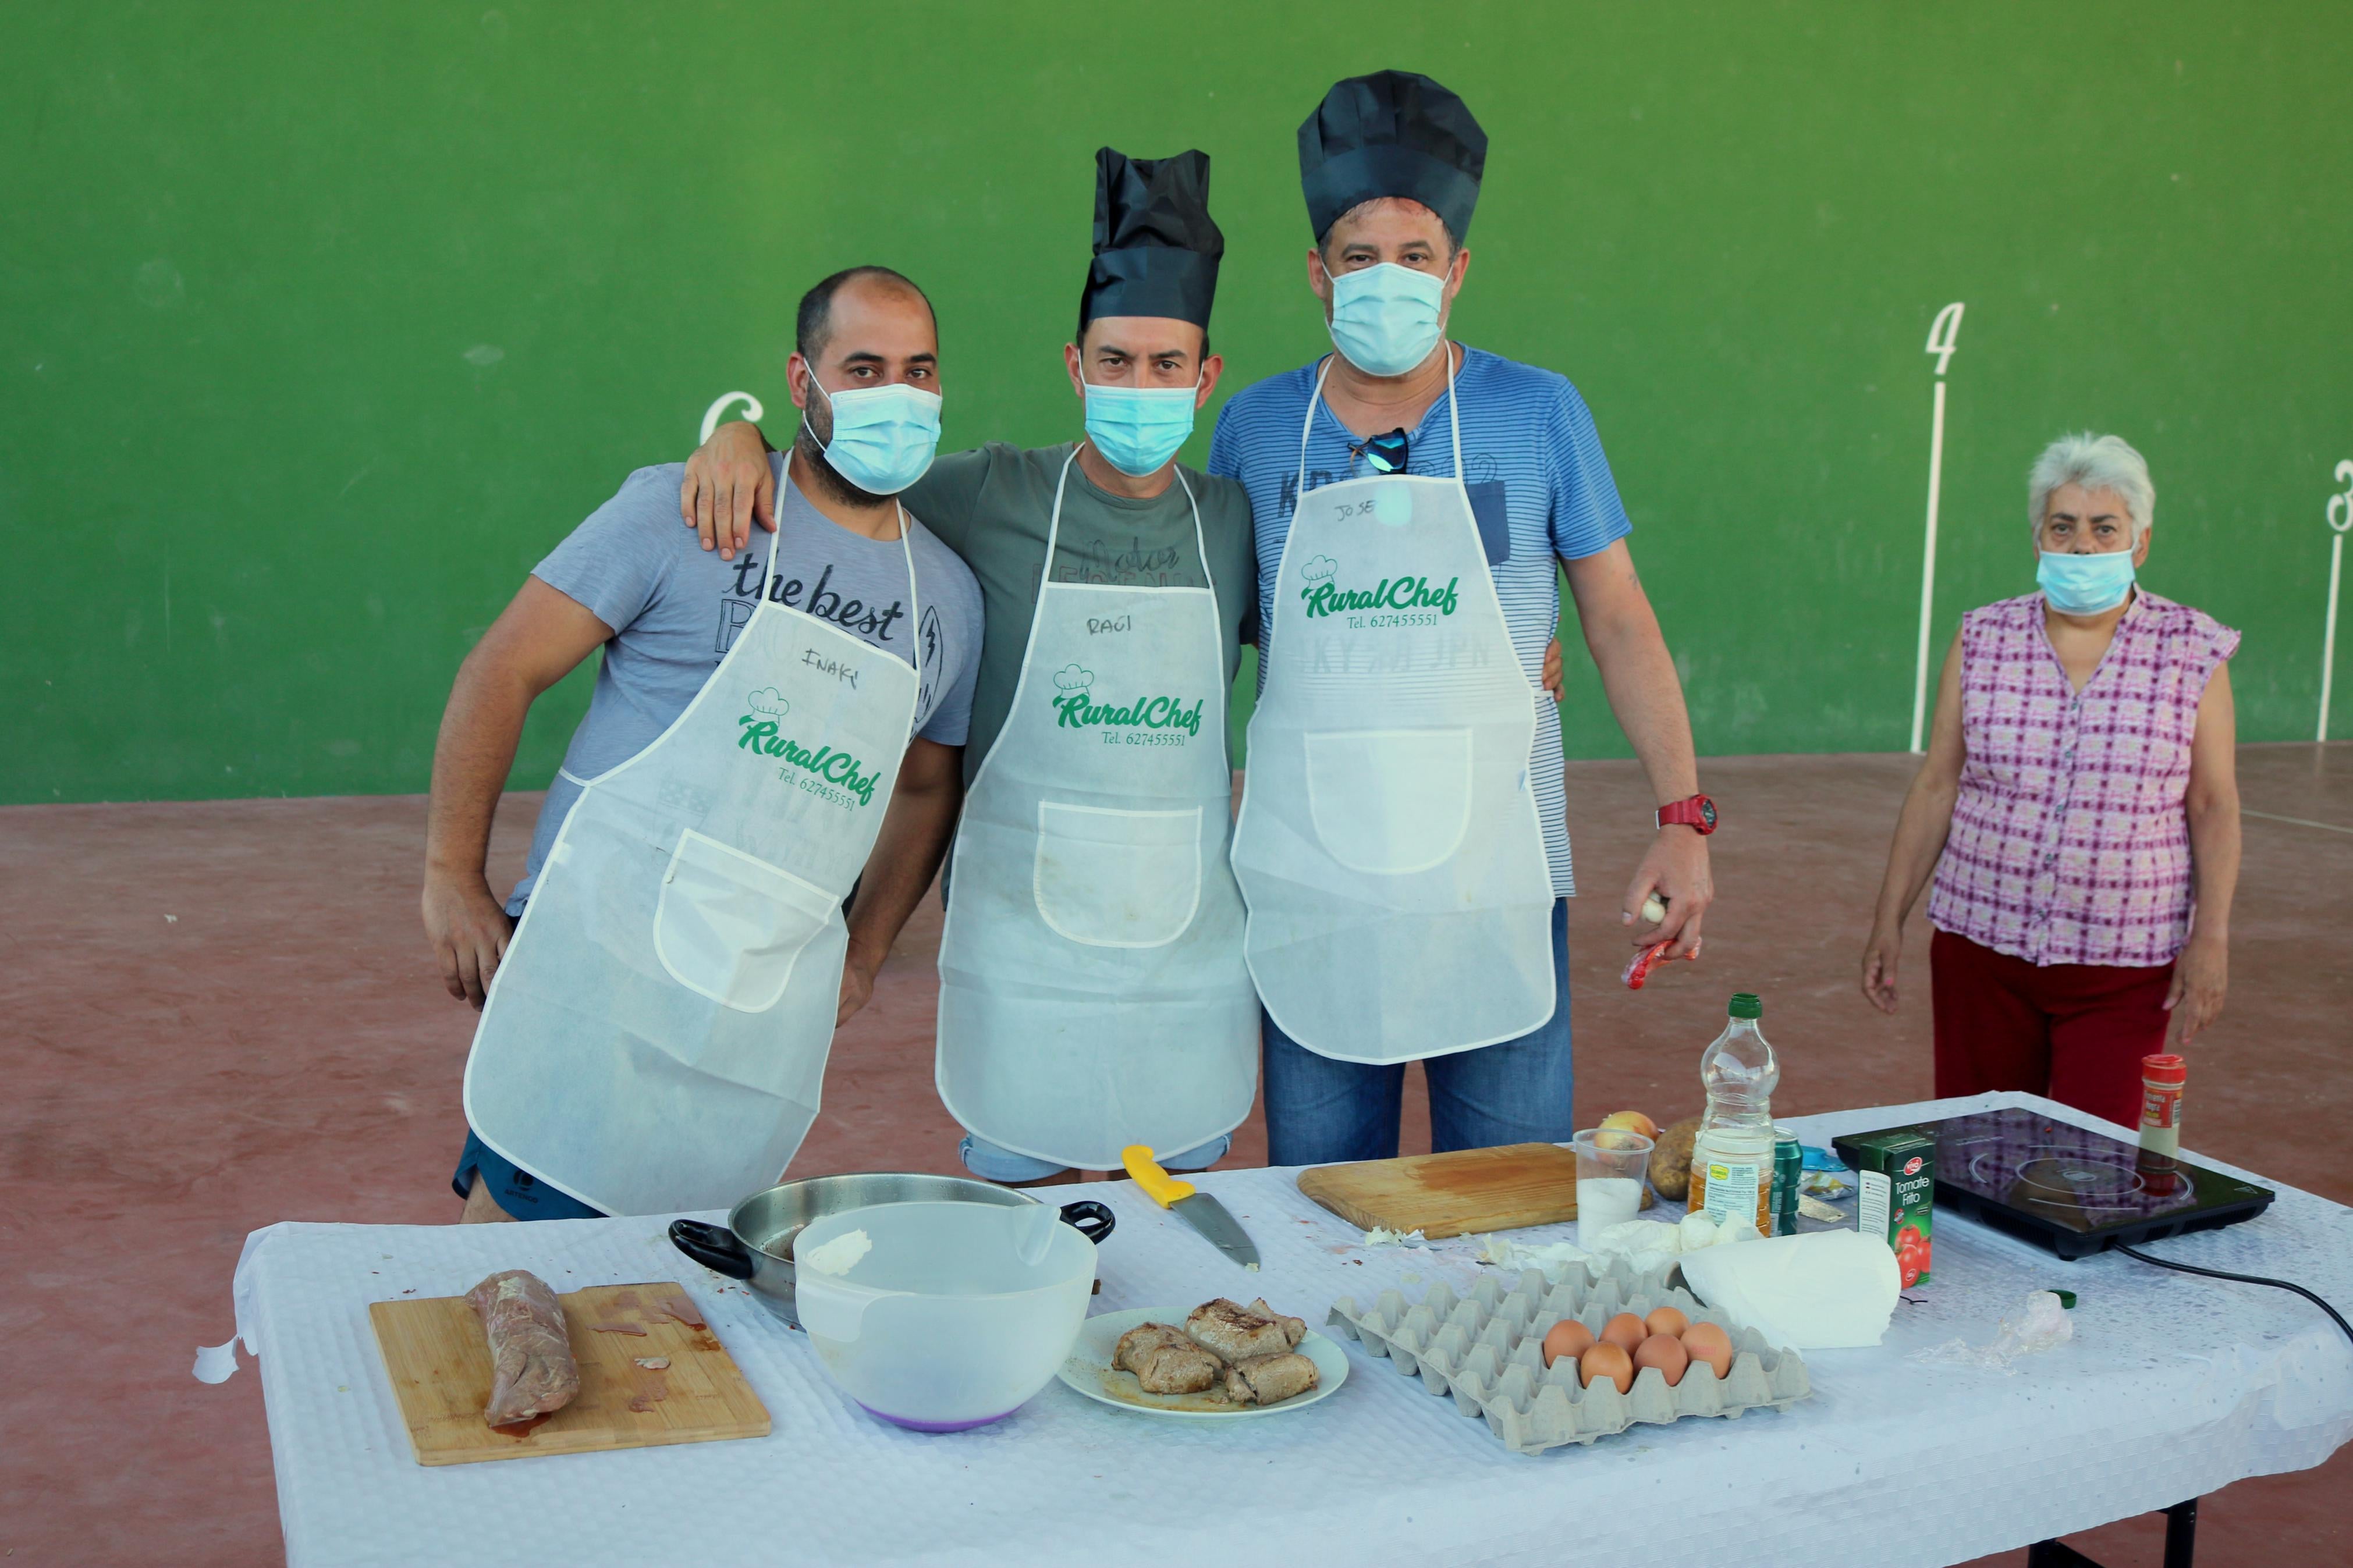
[1688,993,1780,1233]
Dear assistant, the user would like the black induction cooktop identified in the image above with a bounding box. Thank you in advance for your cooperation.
[1837,1108,2276,1261]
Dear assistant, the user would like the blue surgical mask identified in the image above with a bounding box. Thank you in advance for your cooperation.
[1327,262,1446,377]
[807,376,942,496]
[1083,378,1199,477]
[2037,549,2136,614]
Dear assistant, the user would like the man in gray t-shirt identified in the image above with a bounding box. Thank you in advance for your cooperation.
[424,266,980,1222]
[510,454,980,912]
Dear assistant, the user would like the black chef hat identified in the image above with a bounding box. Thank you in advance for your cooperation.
[1078,147,1223,330]
[1297,70,1487,243]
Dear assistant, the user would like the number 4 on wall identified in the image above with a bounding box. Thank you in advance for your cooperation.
[1910,303,1966,753]
[2323,460,2353,742]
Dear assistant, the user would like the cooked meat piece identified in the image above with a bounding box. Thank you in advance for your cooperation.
[1223,1352,1319,1406]
[1112,1322,1223,1394]
[465,1270,580,1427]
[1131,1342,1223,1395]
[1113,1323,1191,1372]
[1247,1297,1307,1349]
[1185,1298,1293,1361]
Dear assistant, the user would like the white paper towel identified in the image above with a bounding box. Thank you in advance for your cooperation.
[1677,1228,1901,1349]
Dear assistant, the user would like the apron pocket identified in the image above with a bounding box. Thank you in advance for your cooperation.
[1033,802,1203,950]
[1303,728,1473,874]
[654,828,837,1012]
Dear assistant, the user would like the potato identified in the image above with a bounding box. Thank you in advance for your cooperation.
[1648,1117,1701,1201]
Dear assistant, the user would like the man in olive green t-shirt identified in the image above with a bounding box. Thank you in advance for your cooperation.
[676,150,1254,1186]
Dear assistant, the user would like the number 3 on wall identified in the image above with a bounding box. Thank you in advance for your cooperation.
[700,391,765,445]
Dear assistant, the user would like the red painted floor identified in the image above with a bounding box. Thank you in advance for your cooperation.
[2,746,2345,1565]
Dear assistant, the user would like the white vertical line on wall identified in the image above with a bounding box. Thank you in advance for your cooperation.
[1911,303,1966,753]
[2323,461,2353,741]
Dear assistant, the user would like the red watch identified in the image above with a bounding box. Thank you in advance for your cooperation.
[1655,794,1718,834]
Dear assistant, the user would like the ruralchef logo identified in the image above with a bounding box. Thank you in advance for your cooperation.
[1050,663,1202,738]
[1298,554,1459,620]
[736,685,879,806]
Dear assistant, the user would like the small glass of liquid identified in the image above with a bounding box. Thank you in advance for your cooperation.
[1573,1128,1655,1249]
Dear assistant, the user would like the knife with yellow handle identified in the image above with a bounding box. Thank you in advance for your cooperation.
[1122,1145,1260,1270]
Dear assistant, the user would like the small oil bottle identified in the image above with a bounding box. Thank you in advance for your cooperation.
[1687,993,1779,1233]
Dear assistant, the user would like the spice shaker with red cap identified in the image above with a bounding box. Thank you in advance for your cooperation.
[2137,1053,2188,1197]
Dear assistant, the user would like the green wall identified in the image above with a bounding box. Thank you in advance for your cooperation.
[6,2,2350,804]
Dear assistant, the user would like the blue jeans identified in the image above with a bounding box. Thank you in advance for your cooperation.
[1263,898,1574,1167]
[452,1126,605,1221]
[959,1133,1230,1183]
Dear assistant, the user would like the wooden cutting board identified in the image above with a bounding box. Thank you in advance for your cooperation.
[370,1280,770,1465]
[1296,1142,1582,1240]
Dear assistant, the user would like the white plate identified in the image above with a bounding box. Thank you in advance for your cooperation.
[1057,1305,1349,1420]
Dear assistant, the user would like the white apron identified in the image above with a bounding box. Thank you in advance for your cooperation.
[935,449,1257,1169]
[463,495,922,1215]
[1230,351,1555,1064]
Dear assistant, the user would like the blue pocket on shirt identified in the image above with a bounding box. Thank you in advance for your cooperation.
[1467,481,1510,565]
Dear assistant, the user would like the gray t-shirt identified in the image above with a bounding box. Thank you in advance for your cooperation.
[906,442,1257,787]
[508,455,982,910]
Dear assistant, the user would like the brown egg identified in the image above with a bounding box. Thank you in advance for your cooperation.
[1541,1318,1596,1368]
[1580,1340,1634,1394]
[1682,1321,1734,1379]
[1600,1312,1648,1353]
[1644,1305,1690,1339]
[1632,1332,1690,1386]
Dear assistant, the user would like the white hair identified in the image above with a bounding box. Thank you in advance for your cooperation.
[2028,432,2153,543]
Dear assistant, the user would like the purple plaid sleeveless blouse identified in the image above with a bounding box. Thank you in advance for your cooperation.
[1926,590,2237,968]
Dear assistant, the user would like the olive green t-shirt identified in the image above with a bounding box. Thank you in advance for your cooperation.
[906,442,1258,786]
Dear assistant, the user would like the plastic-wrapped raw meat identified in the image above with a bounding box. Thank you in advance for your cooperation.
[465,1270,580,1426]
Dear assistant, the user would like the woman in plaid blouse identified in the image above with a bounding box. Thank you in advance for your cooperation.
[1859,433,2241,1128]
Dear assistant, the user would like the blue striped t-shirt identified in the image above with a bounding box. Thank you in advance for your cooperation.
[1208,345,1633,897]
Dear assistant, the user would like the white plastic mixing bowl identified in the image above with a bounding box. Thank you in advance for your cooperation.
[790,1200,1098,1430]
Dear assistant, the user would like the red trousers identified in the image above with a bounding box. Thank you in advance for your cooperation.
[1929,928,2174,1129]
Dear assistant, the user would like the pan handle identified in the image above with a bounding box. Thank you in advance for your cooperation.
[1059,1200,1116,1246]
[669,1218,758,1280]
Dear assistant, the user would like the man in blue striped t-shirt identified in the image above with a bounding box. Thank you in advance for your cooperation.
[1212,70,1717,1167]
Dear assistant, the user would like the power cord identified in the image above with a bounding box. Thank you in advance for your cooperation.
[2117,1242,2353,1346]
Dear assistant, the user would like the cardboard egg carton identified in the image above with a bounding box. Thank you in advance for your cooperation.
[1326,1259,1811,1455]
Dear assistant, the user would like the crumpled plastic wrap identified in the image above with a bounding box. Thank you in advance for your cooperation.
[1914,1289,2075,1373]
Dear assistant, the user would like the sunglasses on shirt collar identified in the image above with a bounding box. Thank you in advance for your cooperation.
[1351,428,1410,475]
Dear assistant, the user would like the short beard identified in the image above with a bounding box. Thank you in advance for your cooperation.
[794,419,891,509]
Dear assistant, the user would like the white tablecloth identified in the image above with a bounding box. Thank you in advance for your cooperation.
[205,1094,2353,1567]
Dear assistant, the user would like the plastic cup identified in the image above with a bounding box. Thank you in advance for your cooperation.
[1573,1128,1656,1249]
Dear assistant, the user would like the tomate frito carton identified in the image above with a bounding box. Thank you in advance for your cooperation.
[1837,1126,1936,1288]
